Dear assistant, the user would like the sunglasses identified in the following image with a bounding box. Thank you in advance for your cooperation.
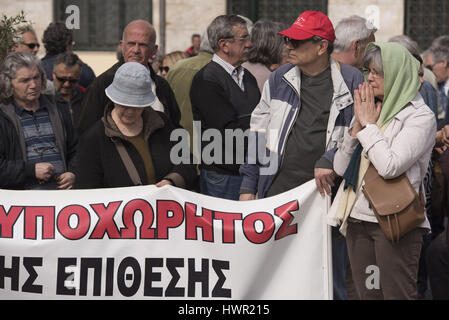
[24,43,40,50]
[283,36,314,48]
[159,66,170,73]
[54,75,79,84]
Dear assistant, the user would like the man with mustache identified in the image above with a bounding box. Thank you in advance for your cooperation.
[77,20,181,135]
[52,52,85,126]
[190,15,260,200]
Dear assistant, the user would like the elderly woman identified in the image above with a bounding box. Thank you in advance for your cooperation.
[330,42,436,299]
[75,62,196,189]
[0,52,77,190]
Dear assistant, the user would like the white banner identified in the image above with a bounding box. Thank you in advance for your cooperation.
[0,180,332,300]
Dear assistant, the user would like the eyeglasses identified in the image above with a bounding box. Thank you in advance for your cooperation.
[362,68,383,78]
[23,43,40,49]
[425,61,442,71]
[283,36,311,48]
[159,66,170,73]
[54,75,80,84]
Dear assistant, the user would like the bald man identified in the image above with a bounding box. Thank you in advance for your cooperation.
[77,20,181,134]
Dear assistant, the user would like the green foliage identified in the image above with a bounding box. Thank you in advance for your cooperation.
[0,11,28,63]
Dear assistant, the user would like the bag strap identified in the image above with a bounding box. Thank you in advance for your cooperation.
[112,138,142,186]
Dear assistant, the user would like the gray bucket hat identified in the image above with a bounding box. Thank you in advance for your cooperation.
[105,62,156,107]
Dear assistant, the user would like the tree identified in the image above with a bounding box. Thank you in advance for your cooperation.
[0,11,28,63]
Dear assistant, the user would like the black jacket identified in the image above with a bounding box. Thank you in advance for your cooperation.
[190,61,261,175]
[75,104,196,189]
[77,58,181,135]
[0,95,78,189]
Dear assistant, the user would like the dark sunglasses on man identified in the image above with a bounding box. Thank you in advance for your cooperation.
[54,75,79,84]
[283,36,319,49]
[159,66,170,73]
[23,43,40,49]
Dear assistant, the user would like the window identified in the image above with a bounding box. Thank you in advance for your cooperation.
[227,0,328,25]
[405,0,449,51]
[54,0,152,51]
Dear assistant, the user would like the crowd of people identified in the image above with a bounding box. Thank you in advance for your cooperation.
[0,9,448,300]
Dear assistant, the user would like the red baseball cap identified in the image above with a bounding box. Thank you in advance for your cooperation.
[279,11,335,42]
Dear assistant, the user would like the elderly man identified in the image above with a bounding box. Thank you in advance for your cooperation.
[332,15,377,70]
[424,43,449,120]
[77,20,181,135]
[53,52,85,125]
[239,11,364,300]
[12,25,40,56]
[0,52,78,190]
[190,15,260,200]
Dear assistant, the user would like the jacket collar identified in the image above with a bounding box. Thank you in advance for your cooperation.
[103,103,165,141]
[283,57,353,111]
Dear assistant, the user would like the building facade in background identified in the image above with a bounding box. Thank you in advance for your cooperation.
[0,0,447,75]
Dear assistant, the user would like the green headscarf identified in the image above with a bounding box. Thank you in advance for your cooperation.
[336,42,422,234]
[367,42,421,127]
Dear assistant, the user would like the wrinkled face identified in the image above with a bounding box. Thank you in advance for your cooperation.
[120,25,157,65]
[52,63,81,98]
[285,37,325,68]
[15,32,40,55]
[366,62,385,100]
[424,53,448,84]
[11,66,42,105]
[114,103,144,126]
[221,24,252,67]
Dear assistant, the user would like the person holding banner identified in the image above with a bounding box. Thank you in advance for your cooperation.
[0,52,78,190]
[331,42,437,299]
[239,11,364,300]
[75,62,197,189]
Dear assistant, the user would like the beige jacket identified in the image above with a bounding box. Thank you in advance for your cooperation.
[333,93,437,228]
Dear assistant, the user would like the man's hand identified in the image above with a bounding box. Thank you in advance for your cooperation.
[314,168,336,197]
[56,172,76,189]
[239,193,256,201]
[156,179,173,187]
[35,163,56,181]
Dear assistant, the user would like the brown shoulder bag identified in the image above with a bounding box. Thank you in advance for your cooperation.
[362,164,425,244]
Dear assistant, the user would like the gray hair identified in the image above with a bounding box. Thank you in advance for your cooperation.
[199,29,213,54]
[426,35,449,63]
[388,35,420,57]
[53,52,83,71]
[363,44,383,76]
[0,52,47,103]
[207,15,248,52]
[430,35,449,49]
[428,46,449,64]
[248,20,287,67]
[333,15,377,53]
[16,24,37,44]
[238,15,253,34]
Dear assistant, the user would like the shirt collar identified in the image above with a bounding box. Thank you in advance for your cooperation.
[212,54,243,76]
[13,96,47,116]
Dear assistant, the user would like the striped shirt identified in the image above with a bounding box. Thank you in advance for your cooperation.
[14,99,64,190]
[212,54,245,91]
